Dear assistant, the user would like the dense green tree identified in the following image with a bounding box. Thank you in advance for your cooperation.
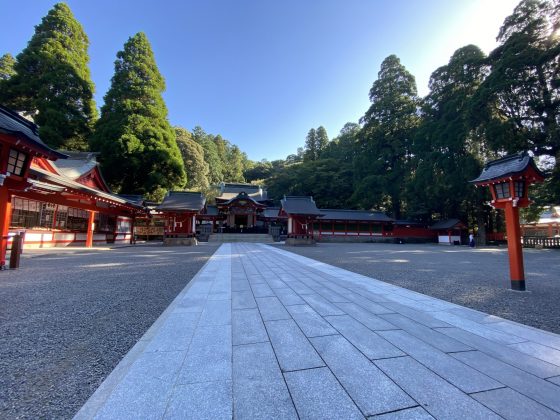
[303,128,318,161]
[303,126,329,161]
[0,3,97,150]
[223,145,246,182]
[0,53,16,80]
[267,158,353,208]
[91,32,186,201]
[175,127,210,191]
[244,159,274,182]
[322,122,360,164]
[192,126,225,184]
[473,0,560,200]
[354,55,420,217]
[410,45,492,235]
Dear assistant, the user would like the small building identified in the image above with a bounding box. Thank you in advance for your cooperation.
[156,191,206,245]
[522,205,560,237]
[280,196,323,240]
[429,219,467,245]
[313,209,394,241]
[0,105,145,259]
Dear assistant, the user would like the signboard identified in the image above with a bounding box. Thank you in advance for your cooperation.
[135,226,164,236]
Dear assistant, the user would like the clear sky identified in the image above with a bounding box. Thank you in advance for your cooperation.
[1,0,519,161]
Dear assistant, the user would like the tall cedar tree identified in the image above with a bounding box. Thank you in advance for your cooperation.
[0,3,97,150]
[91,32,186,201]
[0,53,16,80]
[175,127,210,191]
[354,55,419,217]
[473,0,560,201]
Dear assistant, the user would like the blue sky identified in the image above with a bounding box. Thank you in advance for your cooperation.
[2,1,518,161]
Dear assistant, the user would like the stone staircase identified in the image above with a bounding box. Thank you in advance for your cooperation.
[207,233,275,243]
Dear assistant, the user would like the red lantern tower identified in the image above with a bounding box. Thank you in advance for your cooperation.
[471,152,545,291]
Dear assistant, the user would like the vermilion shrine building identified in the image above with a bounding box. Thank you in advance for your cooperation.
[0,105,144,264]
[0,104,471,257]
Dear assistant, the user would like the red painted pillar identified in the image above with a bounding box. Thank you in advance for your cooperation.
[504,202,525,290]
[85,210,95,248]
[0,187,12,267]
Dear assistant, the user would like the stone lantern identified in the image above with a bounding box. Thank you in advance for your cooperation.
[471,152,545,291]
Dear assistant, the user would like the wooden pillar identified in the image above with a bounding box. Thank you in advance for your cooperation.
[504,203,525,290]
[130,217,135,244]
[0,187,12,267]
[86,210,95,248]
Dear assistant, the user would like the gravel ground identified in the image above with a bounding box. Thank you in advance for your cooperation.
[0,243,219,420]
[275,242,560,335]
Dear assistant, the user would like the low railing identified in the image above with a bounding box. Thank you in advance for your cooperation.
[523,236,560,249]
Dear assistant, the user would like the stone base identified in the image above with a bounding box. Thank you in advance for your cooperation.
[163,237,198,246]
[285,237,316,246]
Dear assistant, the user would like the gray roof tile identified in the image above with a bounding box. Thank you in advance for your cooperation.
[157,191,206,212]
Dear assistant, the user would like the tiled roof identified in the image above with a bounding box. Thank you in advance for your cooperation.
[0,105,66,159]
[53,151,98,179]
[202,205,219,216]
[429,218,465,230]
[217,182,268,201]
[29,167,144,209]
[319,209,393,222]
[470,152,545,183]
[156,191,206,212]
[280,196,323,216]
[263,207,285,219]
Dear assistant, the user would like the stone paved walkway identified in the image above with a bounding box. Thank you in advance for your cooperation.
[75,243,560,419]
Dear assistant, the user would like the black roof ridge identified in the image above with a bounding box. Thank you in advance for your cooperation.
[482,151,527,169]
[0,105,39,135]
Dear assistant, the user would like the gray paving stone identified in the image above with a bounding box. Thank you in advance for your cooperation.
[285,304,338,337]
[452,350,560,413]
[177,294,207,313]
[326,315,404,360]
[380,301,451,328]
[379,330,502,393]
[177,325,232,384]
[301,293,346,316]
[375,356,501,420]
[285,280,315,294]
[267,278,288,289]
[198,299,231,326]
[232,342,297,419]
[549,376,560,385]
[251,282,275,298]
[379,313,472,353]
[274,287,306,306]
[232,308,268,345]
[265,319,324,371]
[284,367,364,419]
[232,279,251,292]
[256,296,291,321]
[471,387,560,420]
[372,406,435,420]
[207,292,231,301]
[436,327,560,378]
[445,307,503,323]
[336,302,398,331]
[430,311,527,344]
[314,286,351,303]
[144,313,199,353]
[488,321,560,350]
[93,351,185,420]
[311,335,416,416]
[508,341,560,366]
[164,381,232,420]
[232,290,257,310]
[345,293,395,315]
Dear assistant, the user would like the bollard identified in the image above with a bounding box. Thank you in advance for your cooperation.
[9,233,23,269]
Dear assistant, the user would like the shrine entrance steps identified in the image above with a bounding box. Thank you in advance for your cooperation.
[207,233,275,243]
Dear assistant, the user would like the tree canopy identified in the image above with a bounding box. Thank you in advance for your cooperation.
[90,32,186,201]
[0,3,97,150]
